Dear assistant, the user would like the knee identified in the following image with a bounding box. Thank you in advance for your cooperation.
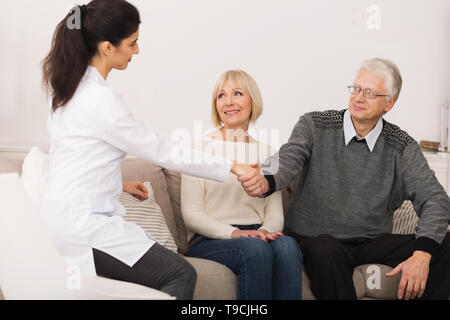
[178,259,197,288]
[185,260,198,284]
[304,234,344,261]
[240,237,273,264]
[271,236,303,263]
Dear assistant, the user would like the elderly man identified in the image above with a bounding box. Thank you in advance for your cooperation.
[241,58,450,300]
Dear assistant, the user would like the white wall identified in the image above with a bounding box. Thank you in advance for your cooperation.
[0,0,449,152]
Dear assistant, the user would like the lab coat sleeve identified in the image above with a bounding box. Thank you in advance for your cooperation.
[92,90,232,182]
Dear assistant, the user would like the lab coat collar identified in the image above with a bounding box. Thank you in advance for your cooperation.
[84,65,108,86]
[343,109,383,152]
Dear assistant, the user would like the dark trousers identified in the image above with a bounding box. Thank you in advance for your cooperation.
[287,230,450,300]
[93,243,197,300]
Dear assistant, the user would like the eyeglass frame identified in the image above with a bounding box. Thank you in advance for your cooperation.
[347,85,391,100]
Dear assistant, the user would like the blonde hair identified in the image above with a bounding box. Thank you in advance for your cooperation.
[211,70,263,128]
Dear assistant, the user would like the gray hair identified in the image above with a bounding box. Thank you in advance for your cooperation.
[359,58,402,101]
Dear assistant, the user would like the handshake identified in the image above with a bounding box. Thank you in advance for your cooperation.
[231,161,269,197]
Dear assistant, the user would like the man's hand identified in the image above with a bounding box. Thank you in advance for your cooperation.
[123,181,148,201]
[231,162,263,195]
[385,250,431,300]
[237,164,269,197]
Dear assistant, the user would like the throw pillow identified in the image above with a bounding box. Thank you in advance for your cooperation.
[20,147,49,210]
[392,200,419,234]
[120,181,178,253]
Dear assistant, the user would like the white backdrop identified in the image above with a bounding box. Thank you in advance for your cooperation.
[0,0,449,151]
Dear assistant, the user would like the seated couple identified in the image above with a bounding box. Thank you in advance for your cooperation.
[167,58,448,300]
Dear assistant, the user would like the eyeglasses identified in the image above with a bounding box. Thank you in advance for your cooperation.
[347,85,391,100]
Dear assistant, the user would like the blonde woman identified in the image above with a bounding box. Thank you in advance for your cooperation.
[181,70,303,300]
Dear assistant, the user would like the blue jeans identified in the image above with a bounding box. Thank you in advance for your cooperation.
[187,224,303,300]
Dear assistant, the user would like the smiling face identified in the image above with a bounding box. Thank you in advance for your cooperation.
[216,81,253,131]
[349,68,395,124]
[110,29,140,70]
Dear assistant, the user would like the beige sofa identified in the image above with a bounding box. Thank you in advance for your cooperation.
[0,155,418,300]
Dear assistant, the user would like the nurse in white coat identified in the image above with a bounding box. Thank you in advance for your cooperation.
[40,0,258,300]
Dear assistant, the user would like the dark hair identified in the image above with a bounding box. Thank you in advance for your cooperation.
[42,0,141,113]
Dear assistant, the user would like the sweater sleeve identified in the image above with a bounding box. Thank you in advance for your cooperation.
[259,191,284,233]
[401,142,450,255]
[181,174,237,240]
[261,114,314,195]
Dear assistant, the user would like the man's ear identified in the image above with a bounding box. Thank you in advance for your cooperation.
[384,97,396,113]
[98,41,114,57]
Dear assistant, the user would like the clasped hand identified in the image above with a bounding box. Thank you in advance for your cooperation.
[231,161,269,197]
[231,228,284,242]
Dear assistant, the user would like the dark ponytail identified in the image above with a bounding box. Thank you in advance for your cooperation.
[42,0,141,113]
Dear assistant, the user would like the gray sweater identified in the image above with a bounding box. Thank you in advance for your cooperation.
[262,109,449,255]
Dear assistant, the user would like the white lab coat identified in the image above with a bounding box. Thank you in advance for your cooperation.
[38,66,232,275]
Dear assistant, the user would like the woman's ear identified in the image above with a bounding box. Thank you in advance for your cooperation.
[98,41,114,57]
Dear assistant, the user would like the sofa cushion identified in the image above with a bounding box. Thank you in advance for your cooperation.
[300,269,315,300]
[393,200,419,234]
[185,257,238,300]
[301,266,365,299]
[121,159,181,251]
[356,264,401,299]
[352,268,366,299]
[120,181,178,253]
[162,168,190,254]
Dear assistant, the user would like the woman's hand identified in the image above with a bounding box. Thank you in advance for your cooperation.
[123,181,148,201]
[231,161,258,178]
[257,229,284,241]
[231,228,284,242]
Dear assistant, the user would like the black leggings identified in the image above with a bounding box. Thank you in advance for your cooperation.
[287,231,450,300]
[93,243,197,300]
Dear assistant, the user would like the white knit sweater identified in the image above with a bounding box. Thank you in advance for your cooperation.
[181,136,284,241]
